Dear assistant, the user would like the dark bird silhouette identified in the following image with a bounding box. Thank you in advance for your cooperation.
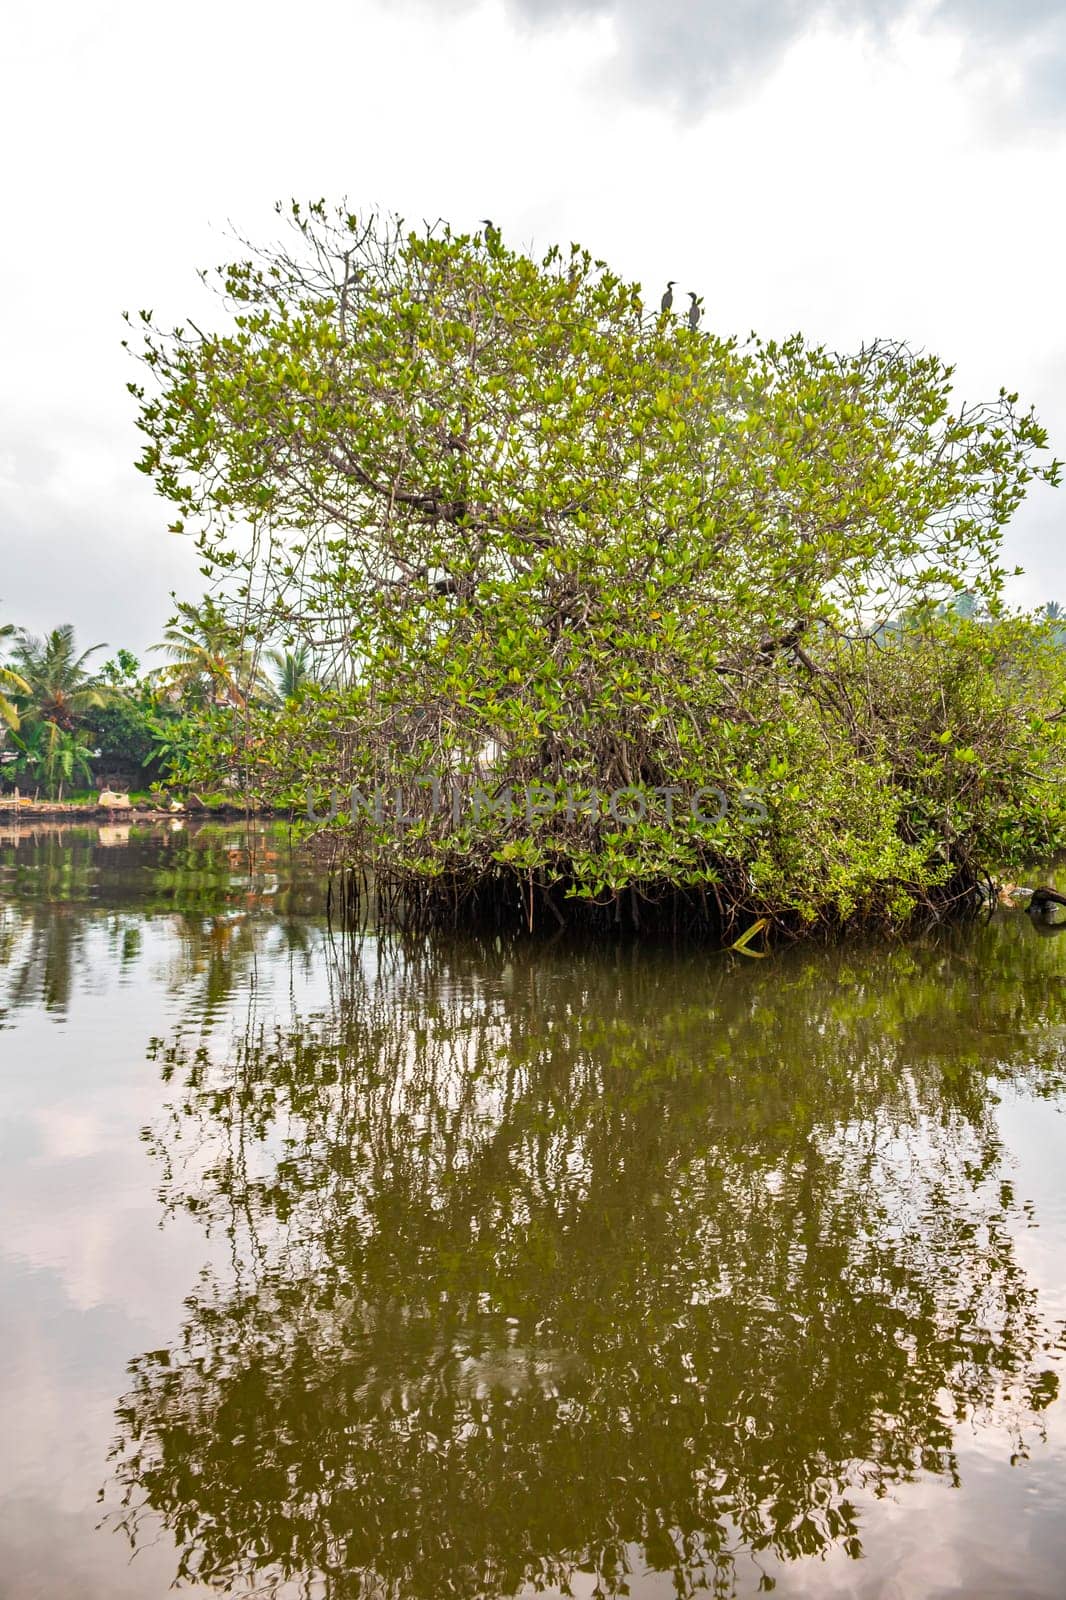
[338,255,362,305]
[687,292,702,330]
[660,280,676,315]
[480,218,500,248]
[1028,885,1066,922]
[998,882,1066,923]
[757,619,808,660]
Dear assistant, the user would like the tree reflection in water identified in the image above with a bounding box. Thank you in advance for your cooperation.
[106,916,1066,1598]
[0,821,321,1025]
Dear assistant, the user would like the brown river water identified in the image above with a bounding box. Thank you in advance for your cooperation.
[1,821,1064,1599]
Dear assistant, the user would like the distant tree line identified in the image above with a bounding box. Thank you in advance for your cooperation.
[0,601,320,799]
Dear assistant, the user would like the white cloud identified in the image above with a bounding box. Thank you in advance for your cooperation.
[431,0,1066,122]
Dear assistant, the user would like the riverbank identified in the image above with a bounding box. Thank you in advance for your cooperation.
[0,796,275,821]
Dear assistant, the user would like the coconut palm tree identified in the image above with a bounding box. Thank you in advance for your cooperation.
[9,625,111,730]
[154,599,269,709]
[5,626,113,795]
[0,605,30,730]
[0,661,30,732]
[266,645,315,703]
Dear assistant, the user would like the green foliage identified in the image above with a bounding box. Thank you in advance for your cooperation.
[127,204,1064,929]
[0,625,113,794]
[853,610,1066,865]
[152,597,271,709]
[101,647,142,688]
[267,644,316,702]
[143,702,231,791]
[0,600,29,729]
[0,662,29,731]
[7,719,96,797]
[0,619,206,795]
[84,697,162,782]
[84,652,195,786]
[8,625,111,731]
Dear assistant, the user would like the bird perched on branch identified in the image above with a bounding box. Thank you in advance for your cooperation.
[480,218,501,251]
[338,255,362,310]
[687,292,703,331]
[757,620,808,659]
[660,280,675,314]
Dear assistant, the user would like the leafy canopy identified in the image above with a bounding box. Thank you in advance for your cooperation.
[127,203,1064,926]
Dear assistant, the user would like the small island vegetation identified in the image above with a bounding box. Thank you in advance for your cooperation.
[7,204,1066,938]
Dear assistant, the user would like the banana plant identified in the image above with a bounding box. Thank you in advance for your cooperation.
[7,721,96,799]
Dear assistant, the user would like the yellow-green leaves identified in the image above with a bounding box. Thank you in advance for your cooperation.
[128,203,1065,929]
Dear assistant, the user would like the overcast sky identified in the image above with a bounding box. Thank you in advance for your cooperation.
[1,0,1063,656]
